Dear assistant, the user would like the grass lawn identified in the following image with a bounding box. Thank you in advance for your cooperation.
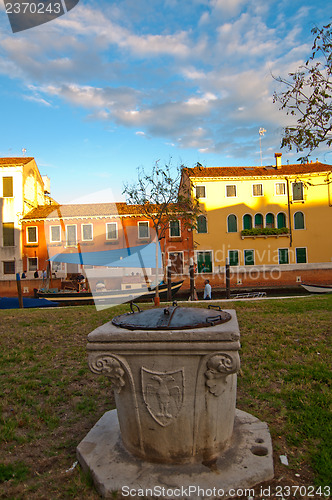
[0,296,331,499]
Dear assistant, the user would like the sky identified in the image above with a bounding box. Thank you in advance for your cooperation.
[0,0,330,204]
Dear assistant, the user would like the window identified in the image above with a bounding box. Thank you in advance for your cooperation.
[275,182,286,196]
[3,177,13,197]
[138,221,149,239]
[27,226,37,243]
[295,248,307,264]
[253,184,263,196]
[296,247,307,263]
[82,224,93,241]
[3,261,15,274]
[169,252,183,274]
[292,182,304,201]
[28,257,38,271]
[3,222,14,247]
[106,222,118,240]
[66,225,77,246]
[51,261,63,273]
[277,212,287,229]
[265,213,275,228]
[50,225,61,243]
[195,185,206,198]
[244,249,255,265]
[294,211,305,230]
[196,251,212,273]
[278,248,289,264]
[169,220,181,238]
[197,215,207,233]
[254,213,263,229]
[226,185,236,197]
[243,214,252,230]
[227,214,237,233]
[228,250,239,266]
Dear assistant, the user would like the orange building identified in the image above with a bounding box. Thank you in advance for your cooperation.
[22,202,194,289]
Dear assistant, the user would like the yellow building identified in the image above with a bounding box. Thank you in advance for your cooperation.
[181,154,332,288]
[0,157,49,279]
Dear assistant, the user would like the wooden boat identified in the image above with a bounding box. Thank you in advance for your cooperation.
[301,283,332,294]
[0,296,59,309]
[36,280,184,306]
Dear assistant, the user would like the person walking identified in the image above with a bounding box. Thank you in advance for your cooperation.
[204,279,212,300]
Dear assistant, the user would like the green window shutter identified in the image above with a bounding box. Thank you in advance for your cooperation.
[3,177,13,197]
[197,251,212,272]
[244,249,254,265]
[229,250,239,266]
[227,214,237,232]
[296,248,307,263]
[170,220,180,237]
[278,248,289,264]
[3,223,14,246]
[197,215,207,233]
[51,226,61,242]
[266,213,275,228]
[292,182,304,200]
[254,213,263,228]
[3,261,15,274]
[66,225,77,246]
[277,213,286,229]
[294,212,304,229]
[243,214,252,230]
[27,226,37,243]
[204,252,212,272]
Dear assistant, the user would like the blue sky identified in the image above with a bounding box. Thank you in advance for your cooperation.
[0,0,330,203]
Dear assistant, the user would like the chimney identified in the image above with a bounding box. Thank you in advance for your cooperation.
[275,153,282,169]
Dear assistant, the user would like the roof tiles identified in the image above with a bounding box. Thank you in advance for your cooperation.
[22,202,178,220]
[0,157,35,166]
[184,161,332,178]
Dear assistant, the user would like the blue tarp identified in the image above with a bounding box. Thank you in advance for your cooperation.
[49,242,162,268]
[0,297,59,309]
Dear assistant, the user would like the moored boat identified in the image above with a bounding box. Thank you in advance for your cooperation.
[36,280,184,306]
[301,283,332,294]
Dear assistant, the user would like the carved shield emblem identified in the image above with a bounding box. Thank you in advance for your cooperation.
[141,367,184,427]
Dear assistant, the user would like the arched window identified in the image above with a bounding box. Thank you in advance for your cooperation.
[277,212,287,229]
[294,211,305,229]
[254,213,263,229]
[197,215,207,233]
[243,214,252,230]
[266,213,275,228]
[227,214,237,233]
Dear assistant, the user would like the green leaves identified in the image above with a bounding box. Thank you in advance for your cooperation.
[273,21,332,160]
[241,227,289,236]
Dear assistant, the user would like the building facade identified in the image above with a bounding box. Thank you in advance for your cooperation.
[0,157,49,280]
[181,154,332,288]
[22,202,194,288]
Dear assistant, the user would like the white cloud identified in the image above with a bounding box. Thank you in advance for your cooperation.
[0,0,325,163]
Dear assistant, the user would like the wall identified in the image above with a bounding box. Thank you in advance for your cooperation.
[192,170,332,268]
[0,278,63,297]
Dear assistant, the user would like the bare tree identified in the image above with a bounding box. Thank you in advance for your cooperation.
[273,21,332,162]
[123,162,200,304]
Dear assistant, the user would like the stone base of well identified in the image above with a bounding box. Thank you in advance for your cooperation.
[77,409,274,499]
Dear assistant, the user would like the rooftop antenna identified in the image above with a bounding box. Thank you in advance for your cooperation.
[259,128,266,166]
[22,148,26,157]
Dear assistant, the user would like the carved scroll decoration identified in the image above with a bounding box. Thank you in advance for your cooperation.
[89,354,125,393]
[205,353,240,397]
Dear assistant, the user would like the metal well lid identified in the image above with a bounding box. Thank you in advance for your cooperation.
[112,304,231,331]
